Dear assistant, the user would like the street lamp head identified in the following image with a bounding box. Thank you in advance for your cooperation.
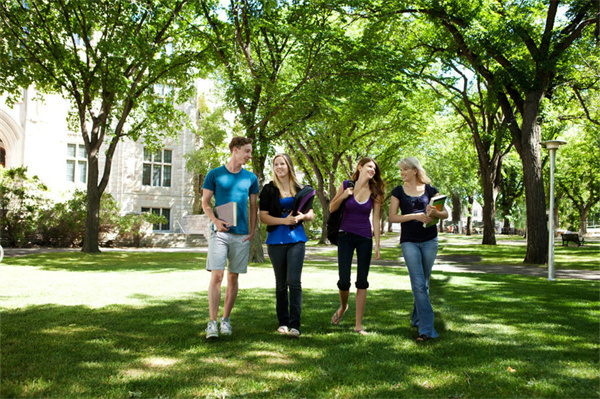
[541,140,567,150]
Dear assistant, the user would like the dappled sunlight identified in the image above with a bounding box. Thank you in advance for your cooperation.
[266,370,304,382]
[142,356,179,368]
[2,255,598,398]
[246,350,294,365]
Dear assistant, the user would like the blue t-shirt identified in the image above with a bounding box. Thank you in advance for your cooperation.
[266,196,308,245]
[391,184,438,243]
[202,165,259,235]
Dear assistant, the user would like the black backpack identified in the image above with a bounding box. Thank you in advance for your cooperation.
[326,199,347,246]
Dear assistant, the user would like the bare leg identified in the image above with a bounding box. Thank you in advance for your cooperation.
[336,290,350,319]
[355,288,367,332]
[208,270,224,321]
[223,272,239,318]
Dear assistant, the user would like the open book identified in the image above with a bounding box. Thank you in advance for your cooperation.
[215,202,237,227]
[423,195,447,228]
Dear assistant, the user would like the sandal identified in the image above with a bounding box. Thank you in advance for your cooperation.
[354,328,369,336]
[416,334,432,343]
[277,326,288,334]
[331,306,348,325]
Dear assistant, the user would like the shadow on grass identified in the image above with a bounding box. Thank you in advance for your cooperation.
[2,273,598,398]
[1,252,208,272]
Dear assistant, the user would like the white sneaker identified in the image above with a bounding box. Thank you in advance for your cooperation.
[206,320,219,339]
[220,317,232,336]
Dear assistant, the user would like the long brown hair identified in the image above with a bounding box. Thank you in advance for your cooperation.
[351,157,385,203]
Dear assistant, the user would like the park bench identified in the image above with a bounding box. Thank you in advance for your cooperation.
[561,233,584,247]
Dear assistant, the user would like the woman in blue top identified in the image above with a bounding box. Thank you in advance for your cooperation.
[259,154,315,338]
[329,157,385,335]
[389,157,448,342]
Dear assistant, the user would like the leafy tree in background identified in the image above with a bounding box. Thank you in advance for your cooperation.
[196,0,360,260]
[555,129,600,235]
[424,119,479,235]
[185,94,230,215]
[0,167,48,247]
[497,152,525,234]
[196,0,351,183]
[423,63,513,244]
[0,0,210,253]
[366,0,598,263]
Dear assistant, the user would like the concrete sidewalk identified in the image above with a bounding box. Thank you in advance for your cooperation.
[3,238,599,280]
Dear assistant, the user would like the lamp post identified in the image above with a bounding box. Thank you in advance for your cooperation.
[541,140,566,281]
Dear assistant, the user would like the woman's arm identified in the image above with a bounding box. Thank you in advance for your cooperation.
[426,193,449,220]
[260,210,300,226]
[389,196,432,224]
[329,184,352,212]
[372,201,381,260]
[296,209,315,222]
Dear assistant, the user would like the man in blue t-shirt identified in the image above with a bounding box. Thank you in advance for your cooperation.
[202,136,259,339]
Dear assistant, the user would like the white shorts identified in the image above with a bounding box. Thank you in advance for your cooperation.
[206,231,250,274]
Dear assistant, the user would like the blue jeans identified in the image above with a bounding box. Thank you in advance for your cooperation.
[401,237,439,338]
[337,232,372,291]
[267,242,305,331]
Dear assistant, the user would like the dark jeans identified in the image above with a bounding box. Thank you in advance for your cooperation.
[337,232,372,291]
[267,242,305,331]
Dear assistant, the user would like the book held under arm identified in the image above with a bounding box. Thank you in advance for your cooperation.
[215,202,237,227]
[423,195,447,228]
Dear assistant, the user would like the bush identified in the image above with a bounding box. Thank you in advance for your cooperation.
[0,167,49,247]
[116,212,167,247]
[37,190,122,247]
[1,168,165,248]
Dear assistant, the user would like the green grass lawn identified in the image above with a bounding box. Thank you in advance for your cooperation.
[368,233,599,270]
[1,251,598,398]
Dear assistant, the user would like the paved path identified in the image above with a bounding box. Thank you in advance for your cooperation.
[3,236,599,280]
[303,236,600,281]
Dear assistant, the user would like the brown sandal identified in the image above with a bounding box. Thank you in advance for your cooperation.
[416,334,432,343]
[331,306,348,325]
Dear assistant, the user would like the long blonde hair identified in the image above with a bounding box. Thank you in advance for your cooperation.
[272,154,302,197]
[399,157,431,184]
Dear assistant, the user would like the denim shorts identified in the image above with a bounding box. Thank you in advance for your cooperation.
[206,231,250,274]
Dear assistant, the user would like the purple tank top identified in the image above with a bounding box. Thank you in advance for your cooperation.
[339,180,374,238]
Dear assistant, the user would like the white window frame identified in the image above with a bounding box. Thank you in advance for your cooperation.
[66,143,87,184]
[142,147,172,187]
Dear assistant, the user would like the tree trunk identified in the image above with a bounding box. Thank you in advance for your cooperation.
[466,195,473,235]
[249,223,265,263]
[317,191,330,245]
[248,139,267,264]
[193,174,203,214]
[579,207,588,236]
[518,99,548,264]
[451,191,461,232]
[503,217,510,234]
[82,156,101,253]
[480,170,498,244]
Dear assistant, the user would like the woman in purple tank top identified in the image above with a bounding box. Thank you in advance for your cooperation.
[329,157,385,335]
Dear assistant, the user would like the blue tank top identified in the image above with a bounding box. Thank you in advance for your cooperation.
[266,196,308,245]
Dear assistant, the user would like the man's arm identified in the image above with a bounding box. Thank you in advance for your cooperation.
[202,188,230,232]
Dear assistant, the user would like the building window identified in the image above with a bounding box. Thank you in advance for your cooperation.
[142,207,171,231]
[142,148,172,187]
[66,144,87,183]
